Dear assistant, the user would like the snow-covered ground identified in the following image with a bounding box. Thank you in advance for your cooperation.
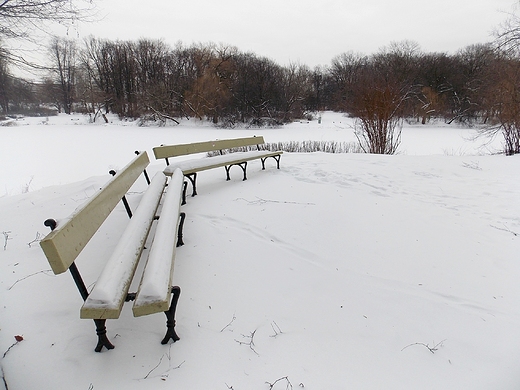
[0,113,500,196]
[0,112,519,389]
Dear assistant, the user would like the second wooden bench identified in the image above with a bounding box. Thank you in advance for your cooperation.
[153,136,282,196]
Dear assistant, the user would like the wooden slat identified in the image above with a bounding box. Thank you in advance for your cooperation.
[132,168,185,317]
[80,172,167,319]
[40,151,150,275]
[153,136,265,159]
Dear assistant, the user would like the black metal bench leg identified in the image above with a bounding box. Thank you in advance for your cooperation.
[177,212,186,247]
[161,286,181,345]
[65,261,115,353]
[225,162,248,181]
[261,155,281,170]
[241,162,248,180]
[225,165,232,181]
[274,155,281,169]
[94,319,115,352]
[182,182,188,205]
[186,173,197,196]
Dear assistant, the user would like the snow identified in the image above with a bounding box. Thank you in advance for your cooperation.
[0,112,519,389]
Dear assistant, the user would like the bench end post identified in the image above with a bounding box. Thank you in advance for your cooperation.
[94,319,115,352]
[161,286,181,344]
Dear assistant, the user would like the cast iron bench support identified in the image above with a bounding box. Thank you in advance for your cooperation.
[44,219,116,352]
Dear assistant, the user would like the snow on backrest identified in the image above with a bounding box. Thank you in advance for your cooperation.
[40,151,150,274]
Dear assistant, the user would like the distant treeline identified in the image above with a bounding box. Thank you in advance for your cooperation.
[2,38,520,151]
[0,39,508,122]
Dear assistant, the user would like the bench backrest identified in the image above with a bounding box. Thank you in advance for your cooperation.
[153,136,265,160]
[40,151,150,275]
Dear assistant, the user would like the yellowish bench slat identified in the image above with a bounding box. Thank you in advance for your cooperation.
[133,168,185,317]
[153,136,265,159]
[80,172,168,319]
[40,151,150,275]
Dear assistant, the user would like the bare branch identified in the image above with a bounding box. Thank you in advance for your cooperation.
[266,376,293,390]
[490,223,519,237]
[401,340,446,354]
[235,329,259,355]
[8,269,53,290]
[220,313,237,332]
[2,231,11,250]
[0,0,97,41]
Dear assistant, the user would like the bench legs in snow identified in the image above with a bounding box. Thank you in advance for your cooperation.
[225,162,248,181]
[94,319,115,352]
[261,155,281,170]
[162,286,181,345]
[94,285,182,351]
[177,212,186,247]
[185,173,198,197]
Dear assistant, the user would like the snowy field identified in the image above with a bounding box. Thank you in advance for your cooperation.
[0,112,519,389]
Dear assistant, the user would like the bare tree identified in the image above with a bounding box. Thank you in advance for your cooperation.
[0,47,10,114]
[494,2,520,54]
[349,44,418,154]
[352,76,408,154]
[279,63,311,122]
[48,36,77,114]
[480,54,520,155]
[488,4,520,154]
[0,0,95,41]
[329,51,367,111]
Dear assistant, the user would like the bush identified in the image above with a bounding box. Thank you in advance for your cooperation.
[207,140,361,156]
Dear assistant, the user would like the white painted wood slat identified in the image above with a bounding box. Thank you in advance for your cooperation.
[133,168,184,317]
[40,152,150,274]
[80,172,167,319]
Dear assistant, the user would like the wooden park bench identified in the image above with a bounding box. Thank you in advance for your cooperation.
[39,151,187,352]
[153,136,282,197]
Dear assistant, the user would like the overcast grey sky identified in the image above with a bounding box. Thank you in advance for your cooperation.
[71,0,516,67]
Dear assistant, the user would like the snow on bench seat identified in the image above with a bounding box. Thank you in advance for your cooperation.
[80,172,167,320]
[162,150,283,176]
[133,168,185,317]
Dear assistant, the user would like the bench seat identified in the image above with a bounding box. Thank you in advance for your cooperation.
[133,168,185,317]
[163,150,283,176]
[80,172,168,319]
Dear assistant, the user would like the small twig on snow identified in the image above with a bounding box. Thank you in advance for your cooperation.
[401,339,446,354]
[235,329,259,355]
[266,376,293,390]
[142,344,185,380]
[1,336,24,390]
[1,365,8,390]
[490,223,518,237]
[3,336,23,358]
[8,270,53,290]
[27,232,43,247]
[143,355,164,379]
[270,321,283,338]
[2,231,11,250]
[220,313,237,332]
[235,197,315,206]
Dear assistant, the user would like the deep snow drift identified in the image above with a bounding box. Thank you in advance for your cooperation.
[0,113,519,389]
